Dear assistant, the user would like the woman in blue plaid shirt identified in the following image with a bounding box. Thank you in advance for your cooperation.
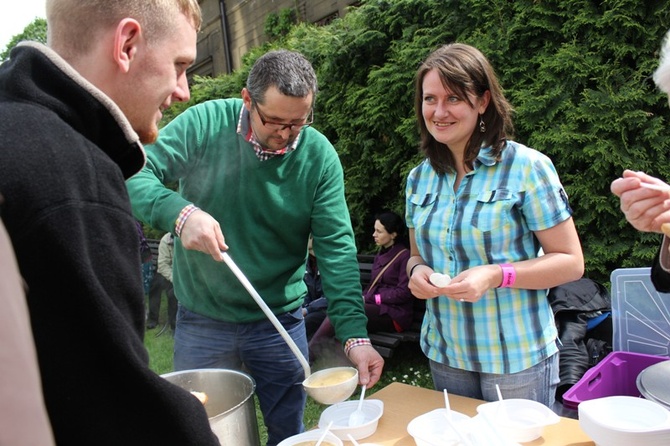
[405,43,584,408]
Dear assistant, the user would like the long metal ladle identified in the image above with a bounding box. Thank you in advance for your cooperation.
[221,252,311,379]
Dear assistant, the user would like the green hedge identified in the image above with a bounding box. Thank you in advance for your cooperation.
[164,0,670,284]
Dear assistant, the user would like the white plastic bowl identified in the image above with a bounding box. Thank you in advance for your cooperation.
[318,399,384,440]
[277,429,343,446]
[579,395,670,431]
[407,408,471,446]
[303,367,358,405]
[476,399,559,443]
[578,395,670,446]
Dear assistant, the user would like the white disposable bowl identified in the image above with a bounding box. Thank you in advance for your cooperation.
[476,399,559,443]
[318,399,384,440]
[277,429,343,446]
[303,367,358,405]
[407,408,472,446]
[579,396,670,431]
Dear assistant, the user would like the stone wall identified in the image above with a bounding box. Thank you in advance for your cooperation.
[190,0,359,77]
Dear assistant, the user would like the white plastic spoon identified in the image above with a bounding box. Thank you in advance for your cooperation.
[348,384,367,427]
[315,420,333,446]
[347,434,361,446]
[442,388,471,445]
[443,388,452,421]
[443,414,472,446]
[495,383,508,421]
[495,384,504,402]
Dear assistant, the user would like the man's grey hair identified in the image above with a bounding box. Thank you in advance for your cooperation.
[246,50,318,105]
[654,29,670,97]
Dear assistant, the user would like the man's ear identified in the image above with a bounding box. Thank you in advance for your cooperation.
[113,18,142,73]
[241,87,252,110]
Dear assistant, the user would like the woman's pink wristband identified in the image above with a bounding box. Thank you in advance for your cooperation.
[374,294,381,305]
[499,263,516,288]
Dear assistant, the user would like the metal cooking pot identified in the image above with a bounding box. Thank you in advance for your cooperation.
[637,359,670,410]
[162,368,260,446]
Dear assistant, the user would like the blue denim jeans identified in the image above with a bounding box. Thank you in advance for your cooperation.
[174,306,308,446]
[430,352,560,407]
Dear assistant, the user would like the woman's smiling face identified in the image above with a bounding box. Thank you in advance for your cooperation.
[421,69,488,154]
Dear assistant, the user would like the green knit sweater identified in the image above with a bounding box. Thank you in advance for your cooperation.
[126,99,367,342]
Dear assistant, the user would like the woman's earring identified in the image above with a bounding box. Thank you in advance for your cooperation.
[479,115,486,133]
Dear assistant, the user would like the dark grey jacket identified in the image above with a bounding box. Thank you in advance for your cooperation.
[0,43,218,445]
[548,278,611,401]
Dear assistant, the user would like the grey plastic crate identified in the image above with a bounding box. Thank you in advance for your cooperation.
[610,267,670,356]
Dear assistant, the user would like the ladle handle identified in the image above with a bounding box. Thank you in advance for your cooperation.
[221,252,311,379]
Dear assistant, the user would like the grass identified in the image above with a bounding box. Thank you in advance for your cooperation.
[144,296,433,443]
[144,324,175,372]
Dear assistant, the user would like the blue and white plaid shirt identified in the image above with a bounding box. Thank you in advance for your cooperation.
[405,140,571,374]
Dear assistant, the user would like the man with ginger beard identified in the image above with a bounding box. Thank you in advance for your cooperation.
[0,0,220,444]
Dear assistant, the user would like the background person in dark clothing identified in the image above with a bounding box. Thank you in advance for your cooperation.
[137,221,155,295]
[362,210,413,333]
[147,232,178,330]
[302,235,328,340]
[309,210,413,359]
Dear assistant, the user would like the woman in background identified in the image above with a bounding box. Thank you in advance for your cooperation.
[362,210,414,333]
[309,210,414,361]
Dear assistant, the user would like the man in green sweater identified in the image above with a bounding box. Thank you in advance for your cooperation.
[126,49,384,445]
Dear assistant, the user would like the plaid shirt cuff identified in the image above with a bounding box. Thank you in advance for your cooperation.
[344,338,372,356]
[175,204,199,237]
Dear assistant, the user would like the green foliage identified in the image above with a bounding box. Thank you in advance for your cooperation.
[142,226,166,240]
[166,0,670,283]
[1,18,47,61]
[497,0,670,281]
[162,72,248,124]
[265,8,299,41]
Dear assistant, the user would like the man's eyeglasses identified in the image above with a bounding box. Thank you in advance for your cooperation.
[254,103,314,132]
